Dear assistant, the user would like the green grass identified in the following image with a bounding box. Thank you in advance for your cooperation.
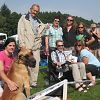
[31,67,100,100]
[98,57,100,61]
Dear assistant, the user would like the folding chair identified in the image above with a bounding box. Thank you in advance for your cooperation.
[48,58,61,85]
[47,58,73,85]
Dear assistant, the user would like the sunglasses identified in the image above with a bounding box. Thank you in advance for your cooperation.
[75,44,82,47]
[57,45,64,47]
[78,27,84,29]
[54,20,60,22]
[67,19,73,22]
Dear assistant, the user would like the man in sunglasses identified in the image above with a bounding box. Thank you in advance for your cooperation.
[51,40,88,92]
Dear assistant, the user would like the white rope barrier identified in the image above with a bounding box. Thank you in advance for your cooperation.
[26,78,100,100]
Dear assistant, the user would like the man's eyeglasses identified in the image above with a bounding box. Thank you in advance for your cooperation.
[75,44,82,47]
[67,19,73,22]
[57,45,64,47]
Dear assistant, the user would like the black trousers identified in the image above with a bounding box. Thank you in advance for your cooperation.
[85,64,100,77]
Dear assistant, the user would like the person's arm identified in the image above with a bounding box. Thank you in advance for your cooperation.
[81,56,89,65]
[86,36,95,45]
[17,15,26,49]
[90,28,100,38]
[0,61,18,91]
[94,33,100,38]
[45,36,49,55]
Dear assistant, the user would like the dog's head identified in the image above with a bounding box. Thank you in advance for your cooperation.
[17,49,36,68]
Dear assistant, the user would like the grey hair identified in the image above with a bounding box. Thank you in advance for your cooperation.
[30,4,40,11]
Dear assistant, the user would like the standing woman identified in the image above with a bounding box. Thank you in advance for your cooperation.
[76,22,95,48]
[89,23,100,57]
[62,15,77,50]
[0,38,18,96]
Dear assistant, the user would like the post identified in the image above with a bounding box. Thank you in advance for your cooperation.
[63,79,68,100]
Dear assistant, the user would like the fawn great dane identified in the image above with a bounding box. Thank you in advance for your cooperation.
[0,49,36,100]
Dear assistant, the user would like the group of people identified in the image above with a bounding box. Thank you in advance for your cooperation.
[0,3,100,97]
[43,7,100,92]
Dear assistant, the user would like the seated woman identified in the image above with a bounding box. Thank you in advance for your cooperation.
[74,40,100,86]
[51,40,87,92]
[0,38,18,96]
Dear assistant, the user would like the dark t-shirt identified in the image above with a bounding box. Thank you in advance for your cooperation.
[76,31,92,47]
[62,27,76,48]
[89,34,100,50]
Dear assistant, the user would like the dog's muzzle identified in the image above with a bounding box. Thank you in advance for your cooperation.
[26,56,36,68]
[24,56,36,68]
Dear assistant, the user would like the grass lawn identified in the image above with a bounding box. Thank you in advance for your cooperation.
[30,66,100,100]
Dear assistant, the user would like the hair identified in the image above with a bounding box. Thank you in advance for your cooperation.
[74,40,85,48]
[53,16,60,20]
[74,40,85,54]
[56,40,63,46]
[76,22,87,34]
[63,15,76,28]
[30,4,40,11]
[90,23,97,28]
[4,38,16,48]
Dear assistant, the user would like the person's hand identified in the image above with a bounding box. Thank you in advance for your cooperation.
[70,60,77,64]
[56,62,62,67]
[92,29,97,34]
[7,80,18,91]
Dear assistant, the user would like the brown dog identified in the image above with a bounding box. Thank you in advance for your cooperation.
[0,49,36,100]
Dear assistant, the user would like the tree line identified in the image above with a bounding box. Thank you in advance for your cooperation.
[0,4,100,36]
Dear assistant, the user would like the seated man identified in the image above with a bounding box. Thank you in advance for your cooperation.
[51,40,87,92]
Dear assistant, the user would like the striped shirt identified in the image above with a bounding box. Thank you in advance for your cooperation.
[51,50,66,64]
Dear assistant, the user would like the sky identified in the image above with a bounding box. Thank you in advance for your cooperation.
[0,0,100,23]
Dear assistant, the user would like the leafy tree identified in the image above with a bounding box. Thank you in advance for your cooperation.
[0,15,6,32]
[0,4,99,36]
[0,4,11,17]
[6,12,21,36]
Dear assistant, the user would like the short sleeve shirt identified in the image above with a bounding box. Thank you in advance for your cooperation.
[45,24,63,47]
[0,51,14,73]
[80,49,100,67]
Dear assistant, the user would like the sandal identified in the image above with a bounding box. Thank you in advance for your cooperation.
[76,84,88,92]
[80,84,89,90]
